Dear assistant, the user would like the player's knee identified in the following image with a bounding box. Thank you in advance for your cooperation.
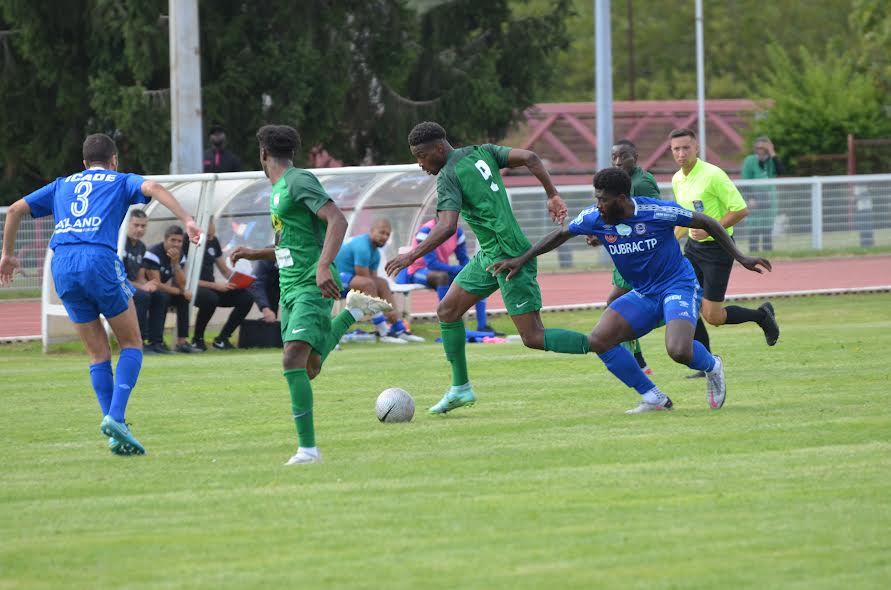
[436,299,461,323]
[702,307,725,326]
[587,331,610,354]
[519,328,544,350]
[666,342,693,365]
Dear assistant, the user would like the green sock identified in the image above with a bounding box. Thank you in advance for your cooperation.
[283,368,314,448]
[543,328,590,354]
[620,339,642,355]
[319,309,356,363]
[440,320,469,387]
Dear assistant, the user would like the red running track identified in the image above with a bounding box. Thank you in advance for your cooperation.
[2,255,890,339]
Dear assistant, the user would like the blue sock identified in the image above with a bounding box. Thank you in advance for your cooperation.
[475,299,488,330]
[688,340,716,372]
[109,348,143,422]
[597,345,656,395]
[391,319,406,335]
[88,360,113,416]
[436,285,449,300]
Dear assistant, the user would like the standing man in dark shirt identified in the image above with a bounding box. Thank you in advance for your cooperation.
[142,225,201,353]
[190,219,254,350]
[203,125,242,173]
[122,209,166,347]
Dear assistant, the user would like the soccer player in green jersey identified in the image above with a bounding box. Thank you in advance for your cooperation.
[602,139,662,373]
[386,121,593,414]
[232,125,391,465]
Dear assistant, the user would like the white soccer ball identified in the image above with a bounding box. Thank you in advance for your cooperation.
[376,388,415,423]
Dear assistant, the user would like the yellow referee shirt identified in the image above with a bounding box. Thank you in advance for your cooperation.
[672,158,747,242]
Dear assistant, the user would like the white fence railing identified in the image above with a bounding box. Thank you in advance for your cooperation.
[2,173,890,293]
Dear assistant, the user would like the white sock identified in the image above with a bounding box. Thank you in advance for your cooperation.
[348,308,364,321]
[707,356,722,374]
[450,382,472,393]
[372,313,390,336]
[642,387,666,404]
[298,446,319,457]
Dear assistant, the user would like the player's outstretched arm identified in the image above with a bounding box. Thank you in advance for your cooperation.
[0,199,31,285]
[487,227,575,281]
[385,210,459,276]
[141,180,202,244]
[231,247,276,263]
[691,212,771,274]
[506,148,567,224]
[315,201,348,299]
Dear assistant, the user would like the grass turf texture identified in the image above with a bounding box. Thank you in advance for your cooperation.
[1,294,889,589]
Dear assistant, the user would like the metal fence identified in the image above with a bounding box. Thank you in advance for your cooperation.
[0,207,54,292]
[2,173,890,295]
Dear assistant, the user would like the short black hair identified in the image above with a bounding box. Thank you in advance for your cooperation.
[82,134,117,165]
[669,128,696,140]
[130,209,147,219]
[408,122,447,147]
[164,225,185,239]
[256,125,301,159]
[208,124,226,135]
[593,167,631,197]
[613,139,638,156]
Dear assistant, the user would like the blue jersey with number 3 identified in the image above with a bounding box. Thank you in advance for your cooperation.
[24,168,148,252]
[568,197,697,295]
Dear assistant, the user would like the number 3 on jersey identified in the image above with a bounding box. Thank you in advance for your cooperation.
[71,180,92,217]
[474,160,499,192]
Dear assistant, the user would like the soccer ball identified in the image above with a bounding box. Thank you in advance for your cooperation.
[375,388,414,423]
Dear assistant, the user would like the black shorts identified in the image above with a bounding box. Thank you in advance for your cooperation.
[684,239,734,302]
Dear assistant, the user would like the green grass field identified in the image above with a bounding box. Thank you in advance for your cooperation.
[2,294,890,589]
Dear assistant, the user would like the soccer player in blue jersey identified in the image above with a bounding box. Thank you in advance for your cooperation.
[489,168,772,412]
[0,134,201,453]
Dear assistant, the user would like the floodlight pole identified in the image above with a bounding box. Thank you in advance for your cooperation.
[695,0,706,159]
[595,0,614,171]
[169,0,203,174]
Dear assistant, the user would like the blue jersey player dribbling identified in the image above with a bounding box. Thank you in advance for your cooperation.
[0,134,201,454]
[489,168,772,412]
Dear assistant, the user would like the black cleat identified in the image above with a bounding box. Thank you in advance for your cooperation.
[759,302,780,346]
[212,338,235,350]
[146,342,174,355]
[191,338,207,352]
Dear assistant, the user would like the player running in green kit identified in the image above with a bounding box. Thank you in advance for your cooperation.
[232,125,391,465]
[386,122,594,414]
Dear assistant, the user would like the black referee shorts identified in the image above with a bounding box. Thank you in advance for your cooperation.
[684,239,734,302]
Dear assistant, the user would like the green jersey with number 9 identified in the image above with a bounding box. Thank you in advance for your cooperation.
[269,167,342,303]
[435,144,531,261]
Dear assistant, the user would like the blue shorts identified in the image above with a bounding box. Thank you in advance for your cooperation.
[52,245,134,324]
[609,280,702,338]
[339,271,354,298]
[395,268,432,288]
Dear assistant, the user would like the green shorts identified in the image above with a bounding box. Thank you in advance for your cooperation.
[612,267,632,291]
[280,291,334,355]
[455,251,542,316]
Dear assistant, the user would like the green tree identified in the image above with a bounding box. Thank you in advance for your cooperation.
[751,45,891,170]
[0,0,570,204]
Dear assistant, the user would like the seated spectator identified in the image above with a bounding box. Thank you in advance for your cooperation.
[334,219,423,343]
[142,225,202,353]
[247,244,280,322]
[122,209,167,347]
[189,219,254,350]
[396,218,500,334]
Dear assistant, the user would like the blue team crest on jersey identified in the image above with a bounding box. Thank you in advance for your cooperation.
[616,223,632,236]
[634,223,647,235]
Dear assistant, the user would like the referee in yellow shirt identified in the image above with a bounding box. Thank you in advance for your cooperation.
[670,128,779,375]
